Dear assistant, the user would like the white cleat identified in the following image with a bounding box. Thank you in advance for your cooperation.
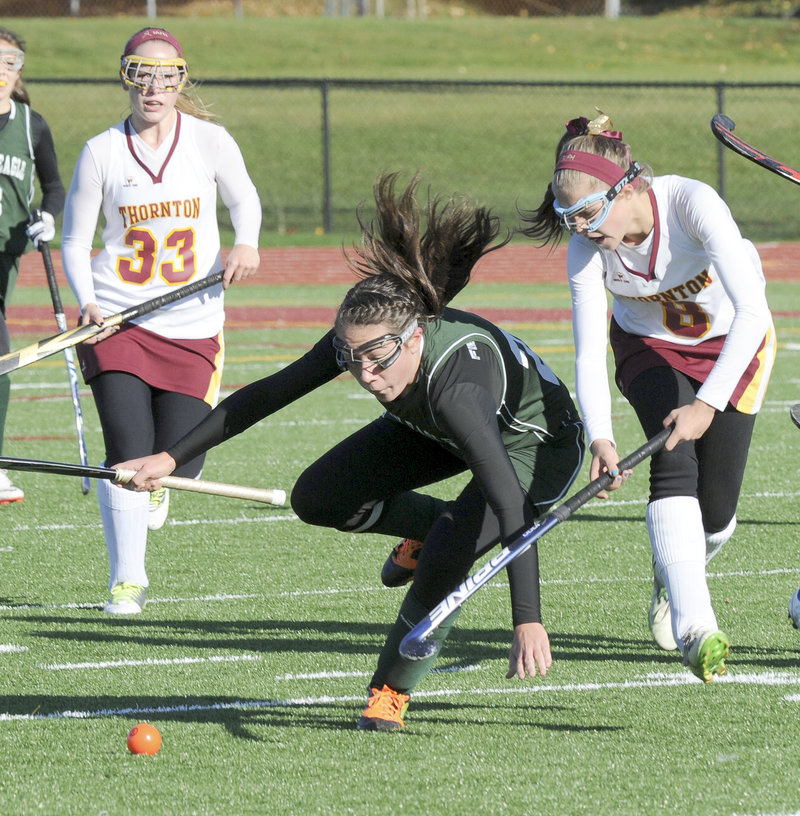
[0,468,24,504]
[649,580,678,651]
[147,487,169,531]
[104,582,147,615]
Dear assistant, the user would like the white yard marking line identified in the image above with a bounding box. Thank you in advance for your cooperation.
[4,513,294,534]
[274,664,481,681]
[0,644,28,654]
[40,654,262,671]
[4,483,797,537]
[2,566,799,612]
[4,669,800,722]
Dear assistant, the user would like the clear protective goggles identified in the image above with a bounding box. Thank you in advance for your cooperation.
[120,55,188,93]
[553,161,642,233]
[333,320,418,371]
[0,49,24,73]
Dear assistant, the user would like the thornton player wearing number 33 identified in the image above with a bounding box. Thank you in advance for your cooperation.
[60,27,261,615]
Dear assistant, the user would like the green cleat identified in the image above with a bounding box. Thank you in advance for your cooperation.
[683,628,730,683]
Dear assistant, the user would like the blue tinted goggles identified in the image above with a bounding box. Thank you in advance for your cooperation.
[553,161,642,233]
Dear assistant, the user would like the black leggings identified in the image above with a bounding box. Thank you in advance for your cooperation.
[89,371,211,479]
[626,366,756,534]
[291,415,583,608]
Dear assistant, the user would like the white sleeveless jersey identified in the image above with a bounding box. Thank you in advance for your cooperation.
[567,175,774,443]
[63,112,260,340]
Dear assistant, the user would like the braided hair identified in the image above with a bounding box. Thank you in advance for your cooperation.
[336,172,509,336]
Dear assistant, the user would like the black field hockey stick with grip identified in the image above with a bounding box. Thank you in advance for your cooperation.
[0,455,287,506]
[711,114,800,187]
[0,269,225,377]
[37,230,91,494]
[791,404,800,431]
[399,427,672,661]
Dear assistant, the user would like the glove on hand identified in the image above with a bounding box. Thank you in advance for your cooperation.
[26,210,55,249]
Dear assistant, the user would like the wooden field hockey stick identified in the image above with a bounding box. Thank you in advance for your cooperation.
[37,232,91,494]
[0,455,287,506]
[0,269,225,377]
[399,427,672,661]
[711,114,800,187]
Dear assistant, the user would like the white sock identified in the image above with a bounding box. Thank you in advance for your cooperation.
[647,496,717,652]
[98,478,150,589]
[705,515,736,564]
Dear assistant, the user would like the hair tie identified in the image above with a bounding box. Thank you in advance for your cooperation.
[565,109,623,141]
[564,116,590,137]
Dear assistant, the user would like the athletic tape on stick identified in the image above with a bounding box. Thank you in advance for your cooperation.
[0,270,225,376]
[0,455,286,507]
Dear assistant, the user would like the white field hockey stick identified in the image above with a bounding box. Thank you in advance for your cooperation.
[37,233,91,494]
[791,404,800,431]
[0,455,287,506]
[711,114,800,186]
[399,427,672,661]
[0,269,225,377]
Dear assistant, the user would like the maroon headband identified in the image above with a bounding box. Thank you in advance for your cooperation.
[555,150,626,186]
[123,27,183,58]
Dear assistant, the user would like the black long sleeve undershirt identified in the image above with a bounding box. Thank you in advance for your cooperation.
[422,345,542,624]
[168,329,342,466]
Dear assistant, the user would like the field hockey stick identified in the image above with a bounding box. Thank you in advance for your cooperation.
[791,404,800,431]
[711,114,800,187]
[0,269,225,377]
[36,229,91,494]
[399,427,672,661]
[0,455,287,506]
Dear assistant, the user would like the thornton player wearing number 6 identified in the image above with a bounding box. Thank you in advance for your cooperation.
[117,173,585,730]
[521,112,776,681]
[60,27,261,615]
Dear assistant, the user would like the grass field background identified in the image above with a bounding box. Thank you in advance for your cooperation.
[1,9,799,816]
[1,249,799,814]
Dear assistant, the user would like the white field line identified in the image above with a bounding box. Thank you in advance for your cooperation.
[2,564,800,614]
[0,644,28,653]
[2,566,800,614]
[4,669,800,723]
[40,654,262,671]
[2,481,798,535]
[36,660,479,677]
[274,663,482,681]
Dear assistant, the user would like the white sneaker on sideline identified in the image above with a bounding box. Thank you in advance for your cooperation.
[148,487,169,531]
[0,468,23,504]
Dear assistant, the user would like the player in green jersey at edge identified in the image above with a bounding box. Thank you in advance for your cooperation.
[116,173,587,731]
[0,26,66,503]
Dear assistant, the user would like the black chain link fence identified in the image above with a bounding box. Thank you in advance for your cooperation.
[27,77,800,243]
